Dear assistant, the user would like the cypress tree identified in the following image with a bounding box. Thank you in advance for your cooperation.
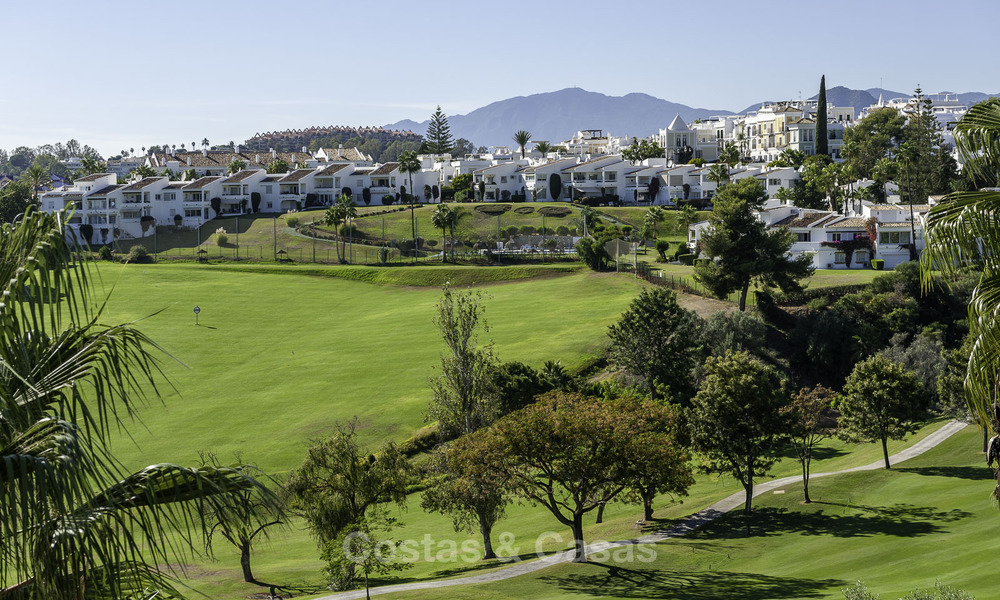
[816,75,829,157]
[425,106,455,155]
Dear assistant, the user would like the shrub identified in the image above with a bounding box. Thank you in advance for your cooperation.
[673,243,689,260]
[126,245,150,264]
[519,225,535,235]
[97,245,113,261]
[655,239,671,261]
[556,225,570,236]
[286,216,301,228]
[538,206,571,217]
[871,259,884,270]
[399,425,439,457]
[505,226,519,239]
[513,206,535,214]
[693,258,711,268]
[251,191,261,213]
[338,224,358,237]
[382,194,395,206]
[678,253,695,265]
[173,214,182,228]
[215,227,228,246]
[475,204,512,216]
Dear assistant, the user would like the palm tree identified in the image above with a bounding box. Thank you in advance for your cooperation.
[535,141,552,157]
[0,208,277,599]
[923,100,1000,461]
[431,204,453,263]
[718,141,740,167]
[398,151,421,261]
[133,164,157,180]
[324,194,357,263]
[228,159,247,175]
[202,138,210,149]
[705,163,730,194]
[513,130,532,159]
[20,164,52,201]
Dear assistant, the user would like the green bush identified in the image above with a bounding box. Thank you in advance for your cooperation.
[678,253,695,265]
[97,245,113,261]
[871,259,884,270]
[655,239,671,261]
[214,227,228,246]
[693,258,711,268]
[556,225,570,236]
[673,243,689,260]
[538,206,571,217]
[399,424,440,457]
[126,245,150,264]
[286,216,301,228]
[475,203,512,215]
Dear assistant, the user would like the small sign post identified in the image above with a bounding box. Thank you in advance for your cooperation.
[194,305,201,326]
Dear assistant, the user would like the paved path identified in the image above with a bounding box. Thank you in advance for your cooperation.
[314,420,968,599]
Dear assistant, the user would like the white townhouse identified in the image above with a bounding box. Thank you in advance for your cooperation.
[313,163,353,205]
[315,146,374,166]
[367,162,400,203]
[654,116,695,164]
[276,169,318,211]
[521,158,578,201]
[754,167,801,198]
[220,169,269,213]
[473,162,524,201]
[564,156,628,202]
[147,148,317,178]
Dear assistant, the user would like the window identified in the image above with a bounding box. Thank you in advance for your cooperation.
[834,252,846,264]
[500,175,507,183]
[879,230,911,244]
[266,202,273,208]
[769,178,781,186]
[855,251,869,263]
[184,209,201,217]
[155,194,161,200]
[265,185,272,194]
[795,232,810,242]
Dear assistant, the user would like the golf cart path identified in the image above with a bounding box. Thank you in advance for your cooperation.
[315,420,968,599]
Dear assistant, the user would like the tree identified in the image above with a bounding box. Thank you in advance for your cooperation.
[816,75,829,156]
[705,163,730,191]
[266,159,289,174]
[549,173,562,200]
[535,141,552,157]
[607,287,701,403]
[428,284,499,439]
[421,434,509,560]
[285,419,410,545]
[621,138,665,164]
[228,159,247,175]
[843,107,906,180]
[20,163,51,201]
[839,355,923,470]
[780,386,838,503]
[473,392,692,562]
[201,453,285,583]
[322,509,409,598]
[901,87,944,204]
[431,204,454,262]
[718,141,740,167]
[512,130,532,159]
[424,106,454,154]
[676,203,699,235]
[133,163,157,179]
[398,151,421,260]
[767,148,807,169]
[640,206,663,240]
[0,208,276,599]
[324,194,357,263]
[0,180,33,223]
[689,350,789,514]
[694,178,813,310]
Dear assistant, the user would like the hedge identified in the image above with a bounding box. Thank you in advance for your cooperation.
[678,253,695,265]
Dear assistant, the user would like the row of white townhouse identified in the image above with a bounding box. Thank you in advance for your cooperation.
[687,199,929,270]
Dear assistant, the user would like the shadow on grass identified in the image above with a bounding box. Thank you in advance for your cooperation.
[540,563,842,599]
[777,446,848,462]
[896,465,993,480]
[688,503,972,540]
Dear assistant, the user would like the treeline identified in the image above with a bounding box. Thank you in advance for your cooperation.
[0,139,102,179]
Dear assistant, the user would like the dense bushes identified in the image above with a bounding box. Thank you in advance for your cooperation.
[126,245,150,264]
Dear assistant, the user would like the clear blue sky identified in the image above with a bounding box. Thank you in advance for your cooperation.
[2,0,997,158]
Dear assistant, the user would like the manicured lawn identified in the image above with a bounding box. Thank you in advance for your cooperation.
[377,425,990,600]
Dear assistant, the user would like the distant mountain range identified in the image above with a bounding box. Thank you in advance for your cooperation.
[385,86,998,148]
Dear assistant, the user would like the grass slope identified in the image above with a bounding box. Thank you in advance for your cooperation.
[386,425,990,600]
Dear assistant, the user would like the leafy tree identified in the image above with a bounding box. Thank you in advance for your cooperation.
[607,287,701,402]
[0,180,33,222]
[285,419,410,545]
[689,350,789,514]
[423,183,432,202]
[79,222,94,245]
[491,361,552,415]
[251,191,262,213]
[701,310,768,358]
[200,453,285,583]
[429,284,500,439]
[512,130,532,159]
[781,386,838,503]
[421,433,509,560]
[321,507,409,596]
[655,239,671,261]
[817,75,828,156]
[424,106,454,154]
[451,173,473,194]
[621,138,665,164]
[843,107,906,180]
[694,178,813,310]
[474,392,692,562]
[452,137,475,157]
[0,208,276,598]
[839,355,923,469]
[210,196,222,217]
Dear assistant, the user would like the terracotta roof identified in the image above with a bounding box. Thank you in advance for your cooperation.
[164,183,185,189]
[825,217,868,229]
[369,162,400,176]
[565,157,619,171]
[89,184,121,196]
[349,168,375,177]
[224,169,264,183]
[184,176,223,189]
[522,158,577,173]
[151,151,309,169]
[317,163,352,176]
[121,177,163,191]
[279,169,315,183]
[320,147,368,162]
[75,173,111,182]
